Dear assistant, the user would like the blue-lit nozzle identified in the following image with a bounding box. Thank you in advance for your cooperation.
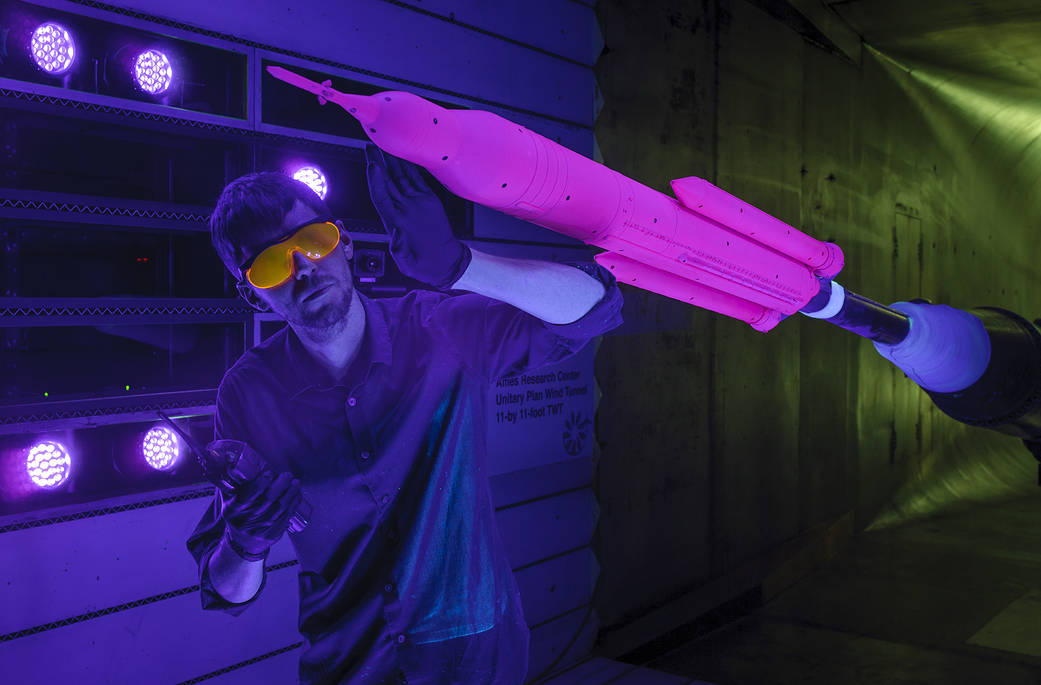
[873,302,991,393]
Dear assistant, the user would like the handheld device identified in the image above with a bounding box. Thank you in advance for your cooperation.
[156,411,311,532]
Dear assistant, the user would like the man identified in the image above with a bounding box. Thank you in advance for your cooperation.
[187,144,623,684]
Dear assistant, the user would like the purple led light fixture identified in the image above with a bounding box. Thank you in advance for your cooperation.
[134,49,173,95]
[142,425,180,471]
[26,441,71,488]
[31,22,76,75]
[292,165,328,200]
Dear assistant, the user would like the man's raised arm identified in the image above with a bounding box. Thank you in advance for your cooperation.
[364,144,610,324]
[450,248,606,324]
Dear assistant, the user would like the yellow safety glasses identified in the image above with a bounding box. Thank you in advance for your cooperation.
[242,220,341,289]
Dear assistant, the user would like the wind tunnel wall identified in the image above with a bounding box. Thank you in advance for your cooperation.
[592,0,1041,657]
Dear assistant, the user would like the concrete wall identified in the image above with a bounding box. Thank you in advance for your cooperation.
[593,0,719,638]
[592,0,1041,651]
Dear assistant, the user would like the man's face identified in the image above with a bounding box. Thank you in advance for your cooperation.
[234,201,355,332]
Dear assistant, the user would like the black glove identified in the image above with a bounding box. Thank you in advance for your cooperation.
[364,143,472,290]
[219,470,302,561]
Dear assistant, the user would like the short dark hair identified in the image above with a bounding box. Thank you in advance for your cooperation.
[209,172,331,277]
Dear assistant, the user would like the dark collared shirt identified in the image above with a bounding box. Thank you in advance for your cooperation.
[187,263,623,685]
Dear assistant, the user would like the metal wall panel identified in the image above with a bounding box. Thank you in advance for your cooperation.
[486,347,599,477]
[93,0,594,125]
[489,455,592,508]
[1,565,301,684]
[393,0,601,66]
[514,546,597,627]
[0,494,293,637]
[203,647,301,685]
[0,484,596,641]
[0,556,597,684]
[0,478,599,681]
[497,489,598,570]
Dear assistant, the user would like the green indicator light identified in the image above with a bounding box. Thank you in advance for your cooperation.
[125,385,130,391]
[43,392,49,397]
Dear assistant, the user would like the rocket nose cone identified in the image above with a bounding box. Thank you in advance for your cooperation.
[265,65,380,124]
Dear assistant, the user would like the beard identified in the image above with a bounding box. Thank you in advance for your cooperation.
[288,283,353,335]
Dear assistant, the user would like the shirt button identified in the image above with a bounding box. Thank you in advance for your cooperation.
[347,397,357,407]
[381,494,390,505]
[384,583,394,593]
[361,451,371,460]
[397,634,406,644]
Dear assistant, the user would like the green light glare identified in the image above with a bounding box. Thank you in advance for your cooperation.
[865,44,1041,291]
[868,421,1037,531]
[870,46,1041,157]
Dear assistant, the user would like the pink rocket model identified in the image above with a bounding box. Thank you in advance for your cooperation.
[268,67,844,332]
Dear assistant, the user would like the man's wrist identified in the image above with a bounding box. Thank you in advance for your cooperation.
[222,528,270,562]
[208,533,267,605]
[437,243,473,291]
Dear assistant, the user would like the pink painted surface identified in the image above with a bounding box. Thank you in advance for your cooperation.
[594,253,783,332]
[670,177,843,279]
[269,67,845,332]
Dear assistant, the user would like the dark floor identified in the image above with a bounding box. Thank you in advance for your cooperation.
[641,493,1041,685]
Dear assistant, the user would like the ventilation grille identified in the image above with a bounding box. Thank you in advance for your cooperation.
[0,300,249,319]
[0,86,366,154]
[0,393,216,426]
[0,486,215,533]
[0,86,248,134]
[0,194,210,223]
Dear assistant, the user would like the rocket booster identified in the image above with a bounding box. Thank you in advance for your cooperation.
[268,66,844,332]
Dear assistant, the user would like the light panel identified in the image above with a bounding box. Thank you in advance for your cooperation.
[292,165,329,200]
[26,441,72,488]
[134,49,173,95]
[142,425,179,471]
[31,22,76,75]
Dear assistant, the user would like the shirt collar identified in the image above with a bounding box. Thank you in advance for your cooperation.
[280,291,392,397]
